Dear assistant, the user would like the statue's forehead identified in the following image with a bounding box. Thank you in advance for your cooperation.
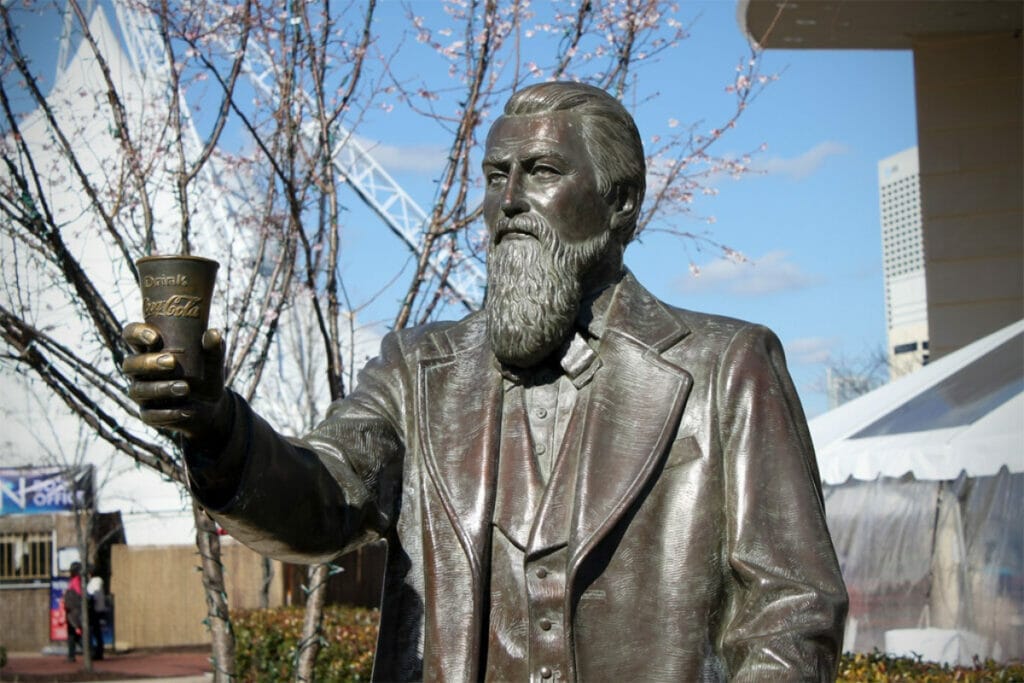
[492,110,582,129]
[486,111,585,150]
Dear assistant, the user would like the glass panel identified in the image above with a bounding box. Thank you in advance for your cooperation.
[852,334,1023,438]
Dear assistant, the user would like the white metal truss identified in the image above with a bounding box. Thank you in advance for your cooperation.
[56,1,251,254]
[89,1,486,312]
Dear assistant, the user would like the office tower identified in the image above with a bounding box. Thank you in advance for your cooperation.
[879,147,929,378]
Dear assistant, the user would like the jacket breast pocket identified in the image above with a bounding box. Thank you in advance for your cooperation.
[663,434,703,470]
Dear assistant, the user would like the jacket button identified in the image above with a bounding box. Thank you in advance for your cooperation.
[540,666,553,679]
[536,567,548,578]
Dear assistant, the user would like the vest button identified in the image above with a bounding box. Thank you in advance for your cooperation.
[536,567,548,578]
[540,666,553,679]
[534,407,548,419]
[539,618,552,631]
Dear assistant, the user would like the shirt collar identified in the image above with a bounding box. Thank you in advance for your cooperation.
[576,268,622,340]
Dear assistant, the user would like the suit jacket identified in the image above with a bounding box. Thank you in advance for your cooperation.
[191,272,848,681]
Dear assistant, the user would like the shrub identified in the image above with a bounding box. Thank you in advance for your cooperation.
[232,612,1024,683]
[233,605,378,683]
[838,651,1024,682]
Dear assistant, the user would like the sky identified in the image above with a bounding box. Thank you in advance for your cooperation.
[2,0,918,542]
[347,1,920,418]
[7,0,918,425]
[627,2,919,417]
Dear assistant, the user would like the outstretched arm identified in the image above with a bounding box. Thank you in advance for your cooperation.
[123,323,407,564]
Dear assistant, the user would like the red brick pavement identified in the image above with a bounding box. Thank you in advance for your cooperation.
[1,647,212,681]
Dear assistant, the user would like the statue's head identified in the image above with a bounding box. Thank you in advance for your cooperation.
[485,82,646,248]
[482,82,646,368]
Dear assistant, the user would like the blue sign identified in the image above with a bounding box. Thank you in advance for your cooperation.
[0,466,93,516]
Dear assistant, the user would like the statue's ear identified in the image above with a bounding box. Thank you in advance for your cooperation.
[609,183,640,242]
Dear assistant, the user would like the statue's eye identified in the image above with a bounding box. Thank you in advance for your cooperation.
[532,164,560,177]
[486,172,507,186]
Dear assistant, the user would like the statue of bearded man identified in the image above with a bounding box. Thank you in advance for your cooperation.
[124,81,847,681]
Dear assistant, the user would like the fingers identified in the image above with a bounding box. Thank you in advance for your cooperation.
[122,352,178,377]
[128,379,190,402]
[122,322,162,352]
[139,406,197,429]
[202,328,223,352]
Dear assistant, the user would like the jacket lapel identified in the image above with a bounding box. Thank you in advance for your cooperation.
[568,274,694,573]
[417,313,501,578]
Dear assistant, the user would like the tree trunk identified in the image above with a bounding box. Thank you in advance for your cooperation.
[294,563,329,682]
[81,585,92,672]
[260,556,273,610]
[192,500,236,682]
[73,495,94,672]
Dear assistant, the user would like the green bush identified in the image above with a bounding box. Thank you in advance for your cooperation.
[838,651,1024,682]
[233,605,378,683]
[233,611,1024,683]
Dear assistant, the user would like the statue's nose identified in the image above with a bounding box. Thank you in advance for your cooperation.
[501,169,527,217]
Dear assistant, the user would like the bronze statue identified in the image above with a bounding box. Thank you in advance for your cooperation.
[124,82,847,681]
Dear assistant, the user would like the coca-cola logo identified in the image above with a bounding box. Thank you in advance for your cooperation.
[144,295,203,318]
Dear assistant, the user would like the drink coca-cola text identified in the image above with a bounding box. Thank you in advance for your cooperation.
[143,273,189,287]
[143,295,203,318]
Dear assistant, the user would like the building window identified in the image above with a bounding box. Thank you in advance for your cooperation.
[894,342,919,354]
[0,531,53,584]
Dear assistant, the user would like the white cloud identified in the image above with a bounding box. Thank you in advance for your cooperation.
[676,250,821,296]
[754,141,848,180]
[786,336,838,365]
[354,136,448,174]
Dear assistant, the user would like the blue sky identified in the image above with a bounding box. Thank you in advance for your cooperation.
[10,0,918,418]
[636,3,918,417]
[350,1,919,417]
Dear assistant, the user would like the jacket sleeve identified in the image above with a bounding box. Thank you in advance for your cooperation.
[716,324,848,681]
[185,329,409,564]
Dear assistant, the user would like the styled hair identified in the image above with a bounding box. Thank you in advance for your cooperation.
[503,82,646,242]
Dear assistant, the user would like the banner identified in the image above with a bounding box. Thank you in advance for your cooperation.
[50,577,69,641]
[0,466,93,516]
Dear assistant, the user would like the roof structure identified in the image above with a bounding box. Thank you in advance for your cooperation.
[738,0,1023,50]
[810,318,1023,483]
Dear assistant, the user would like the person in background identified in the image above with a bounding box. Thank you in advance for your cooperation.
[86,570,106,660]
[63,562,83,662]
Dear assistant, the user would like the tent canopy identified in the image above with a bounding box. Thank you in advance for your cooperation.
[810,320,1024,484]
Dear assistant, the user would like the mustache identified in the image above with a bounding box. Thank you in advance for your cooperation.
[492,214,551,245]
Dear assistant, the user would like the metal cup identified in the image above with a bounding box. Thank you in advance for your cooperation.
[136,255,219,383]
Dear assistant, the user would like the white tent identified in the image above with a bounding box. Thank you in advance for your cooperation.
[809,320,1023,665]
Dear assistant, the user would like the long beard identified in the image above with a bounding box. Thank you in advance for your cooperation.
[486,214,610,368]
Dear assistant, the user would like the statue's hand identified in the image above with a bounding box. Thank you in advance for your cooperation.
[122,322,230,446]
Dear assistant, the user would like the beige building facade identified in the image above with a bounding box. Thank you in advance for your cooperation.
[740,0,1023,361]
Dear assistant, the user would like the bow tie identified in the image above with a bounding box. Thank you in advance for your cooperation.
[498,332,602,389]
